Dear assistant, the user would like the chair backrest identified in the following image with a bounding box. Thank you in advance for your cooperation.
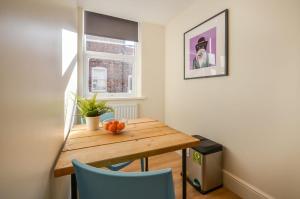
[80,116,86,124]
[99,112,115,122]
[72,159,175,199]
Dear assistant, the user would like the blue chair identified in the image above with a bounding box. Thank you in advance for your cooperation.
[72,159,175,199]
[81,112,145,172]
[99,112,115,122]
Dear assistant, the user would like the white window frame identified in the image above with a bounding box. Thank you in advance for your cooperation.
[127,74,133,93]
[83,35,139,99]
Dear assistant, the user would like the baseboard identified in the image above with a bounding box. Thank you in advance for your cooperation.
[223,170,274,199]
[99,151,272,199]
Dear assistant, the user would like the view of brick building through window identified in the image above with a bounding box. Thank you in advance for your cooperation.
[86,38,135,93]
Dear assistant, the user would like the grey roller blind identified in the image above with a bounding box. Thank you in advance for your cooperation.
[84,11,138,42]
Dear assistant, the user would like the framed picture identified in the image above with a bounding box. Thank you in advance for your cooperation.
[184,9,228,79]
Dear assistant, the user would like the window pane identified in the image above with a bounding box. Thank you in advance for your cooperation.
[91,67,107,92]
[89,58,133,93]
[86,35,135,56]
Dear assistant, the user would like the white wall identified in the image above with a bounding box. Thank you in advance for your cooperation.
[0,0,77,198]
[165,0,300,198]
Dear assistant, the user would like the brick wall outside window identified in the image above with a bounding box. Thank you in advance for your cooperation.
[88,41,133,93]
[87,41,134,55]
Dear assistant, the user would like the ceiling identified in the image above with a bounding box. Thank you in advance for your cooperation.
[77,0,196,25]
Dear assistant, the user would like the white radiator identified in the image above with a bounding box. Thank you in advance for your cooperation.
[109,104,138,120]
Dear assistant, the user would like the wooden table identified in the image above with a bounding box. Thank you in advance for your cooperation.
[54,118,200,199]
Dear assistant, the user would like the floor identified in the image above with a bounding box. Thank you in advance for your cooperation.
[123,152,240,199]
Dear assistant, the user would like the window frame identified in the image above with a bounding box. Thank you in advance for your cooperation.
[83,35,139,99]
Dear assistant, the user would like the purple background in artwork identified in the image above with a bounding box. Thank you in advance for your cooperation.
[189,27,216,69]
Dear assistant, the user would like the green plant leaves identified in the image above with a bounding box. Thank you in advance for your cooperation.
[75,94,113,117]
[86,110,99,117]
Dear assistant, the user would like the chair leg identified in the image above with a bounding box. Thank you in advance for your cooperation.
[140,158,145,172]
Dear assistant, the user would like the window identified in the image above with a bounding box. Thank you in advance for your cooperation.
[91,67,107,92]
[84,35,138,97]
[83,11,139,98]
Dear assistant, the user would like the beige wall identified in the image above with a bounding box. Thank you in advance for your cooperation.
[140,22,165,121]
[165,0,300,198]
[107,23,165,121]
[0,0,77,198]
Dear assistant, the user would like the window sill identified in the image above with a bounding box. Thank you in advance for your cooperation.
[98,96,146,101]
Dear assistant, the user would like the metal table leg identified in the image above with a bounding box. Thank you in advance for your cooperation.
[71,174,77,199]
[145,157,149,171]
[182,149,187,199]
[141,158,145,172]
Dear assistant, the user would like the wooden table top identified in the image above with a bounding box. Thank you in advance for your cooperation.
[54,118,200,177]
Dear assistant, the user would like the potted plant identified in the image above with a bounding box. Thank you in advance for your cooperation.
[75,94,113,130]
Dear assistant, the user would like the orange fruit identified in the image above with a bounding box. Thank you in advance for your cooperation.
[109,123,117,133]
[117,122,125,131]
[104,123,110,130]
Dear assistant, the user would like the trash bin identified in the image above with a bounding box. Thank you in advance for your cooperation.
[187,135,223,194]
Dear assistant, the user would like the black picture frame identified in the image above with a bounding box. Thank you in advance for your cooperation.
[184,9,229,80]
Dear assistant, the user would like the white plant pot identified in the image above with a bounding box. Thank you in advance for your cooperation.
[85,116,100,130]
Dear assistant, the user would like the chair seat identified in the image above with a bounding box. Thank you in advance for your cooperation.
[106,161,133,171]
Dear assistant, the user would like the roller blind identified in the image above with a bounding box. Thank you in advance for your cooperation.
[84,11,138,42]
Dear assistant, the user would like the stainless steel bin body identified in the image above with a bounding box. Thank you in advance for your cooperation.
[187,135,223,194]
